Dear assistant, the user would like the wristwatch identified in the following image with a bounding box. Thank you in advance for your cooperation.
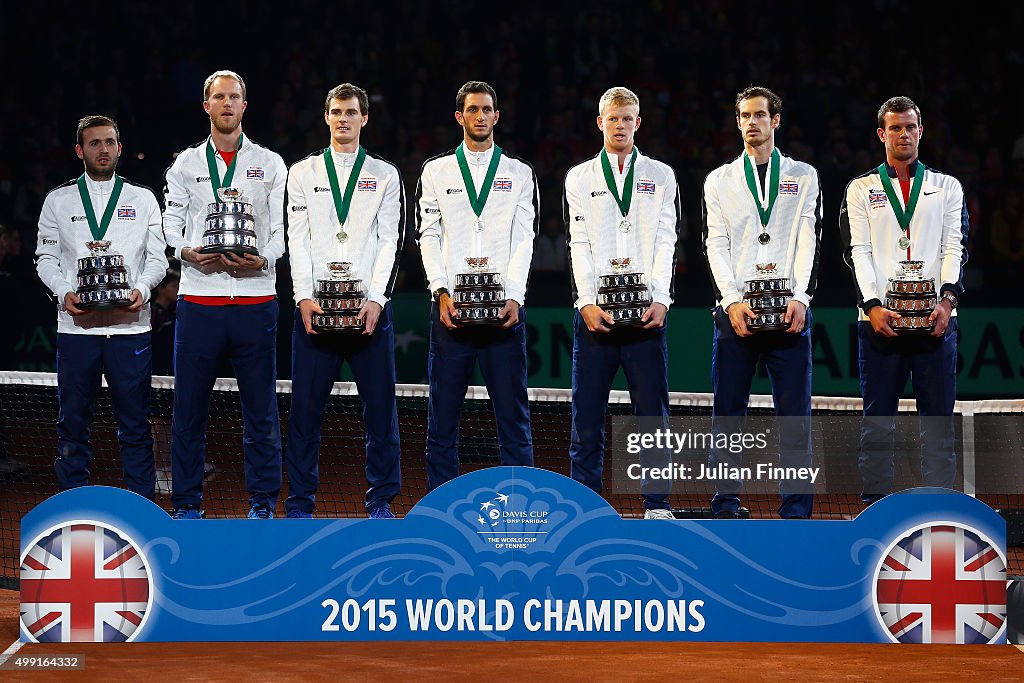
[941,291,958,309]
[432,287,450,301]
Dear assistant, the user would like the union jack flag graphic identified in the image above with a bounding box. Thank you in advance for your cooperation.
[357,178,377,191]
[20,523,152,643]
[873,523,1006,644]
[869,189,888,206]
[635,180,656,194]
[493,178,512,192]
[779,181,799,195]
[246,167,265,180]
[116,207,136,219]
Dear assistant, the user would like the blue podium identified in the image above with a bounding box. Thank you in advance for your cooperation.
[20,467,1008,644]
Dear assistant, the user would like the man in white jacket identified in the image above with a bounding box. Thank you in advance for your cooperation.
[285,83,403,518]
[702,86,822,519]
[840,96,968,501]
[564,87,681,518]
[162,70,287,519]
[416,81,538,490]
[36,115,168,499]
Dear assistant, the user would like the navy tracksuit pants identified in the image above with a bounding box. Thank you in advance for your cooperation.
[285,305,401,514]
[170,298,282,509]
[425,302,533,490]
[569,311,671,511]
[710,306,814,519]
[857,319,958,500]
[55,332,156,499]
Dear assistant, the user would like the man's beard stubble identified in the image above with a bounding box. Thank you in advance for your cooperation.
[466,128,492,143]
[84,157,117,181]
[211,114,242,136]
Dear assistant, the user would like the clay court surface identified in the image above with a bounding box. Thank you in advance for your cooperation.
[0,590,1021,681]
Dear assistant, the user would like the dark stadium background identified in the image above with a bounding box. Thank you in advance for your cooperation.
[0,0,1021,383]
[1,0,1023,585]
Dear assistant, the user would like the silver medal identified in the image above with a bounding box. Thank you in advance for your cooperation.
[618,218,632,233]
[758,232,771,245]
[898,236,911,250]
[336,231,348,243]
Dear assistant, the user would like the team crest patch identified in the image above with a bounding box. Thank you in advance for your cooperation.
[779,180,799,195]
[246,167,265,181]
[117,207,136,220]
[869,188,888,208]
[357,178,377,191]
[636,180,656,194]
[493,178,513,192]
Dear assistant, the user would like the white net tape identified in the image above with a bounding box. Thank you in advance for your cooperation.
[1,371,1020,414]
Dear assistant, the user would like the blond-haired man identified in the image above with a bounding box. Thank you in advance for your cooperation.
[162,69,287,519]
[564,87,681,518]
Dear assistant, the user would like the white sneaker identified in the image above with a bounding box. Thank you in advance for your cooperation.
[155,468,172,495]
[643,508,675,520]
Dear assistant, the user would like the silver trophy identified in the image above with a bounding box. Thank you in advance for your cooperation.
[76,240,132,309]
[312,261,366,333]
[743,263,793,332]
[597,258,652,326]
[452,257,506,326]
[885,260,936,334]
[199,187,259,256]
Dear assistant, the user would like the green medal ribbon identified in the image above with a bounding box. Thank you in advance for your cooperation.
[742,147,781,228]
[206,134,244,198]
[76,174,124,241]
[876,161,924,232]
[454,142,503,219]
[599,147,638,219]
[323,146,367,227]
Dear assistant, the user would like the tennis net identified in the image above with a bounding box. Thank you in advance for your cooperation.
[1,371,1021,587]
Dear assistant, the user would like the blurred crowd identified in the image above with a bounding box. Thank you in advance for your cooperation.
[2,0,1022,358]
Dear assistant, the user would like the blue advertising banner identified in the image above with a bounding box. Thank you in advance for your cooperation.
[20,467,1007,644]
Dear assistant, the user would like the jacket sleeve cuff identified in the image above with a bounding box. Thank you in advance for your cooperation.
[861,298,883,313]
[792,292,811,308]
[575,295,597,309]
[719,292,743,310]
[505,286,526,307]
[59,287,75,310]
[940,282,962,297]
[427,278,448,294]
[368,290,390,308]
[136,284,152,305]
[651,293,673,308]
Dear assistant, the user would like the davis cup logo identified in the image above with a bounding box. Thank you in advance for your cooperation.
[478,492,511,528]
[20,521,153,642]
[873,522,1006,644]
[474,491,551,529]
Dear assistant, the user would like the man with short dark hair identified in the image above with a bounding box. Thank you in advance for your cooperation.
[564,86,681,519]
[285,83,404,518]
[416,80,538,490]
[841,96,968,501]
[36,115,168,499]
[702,85,822,519]
[163,69,287,519]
